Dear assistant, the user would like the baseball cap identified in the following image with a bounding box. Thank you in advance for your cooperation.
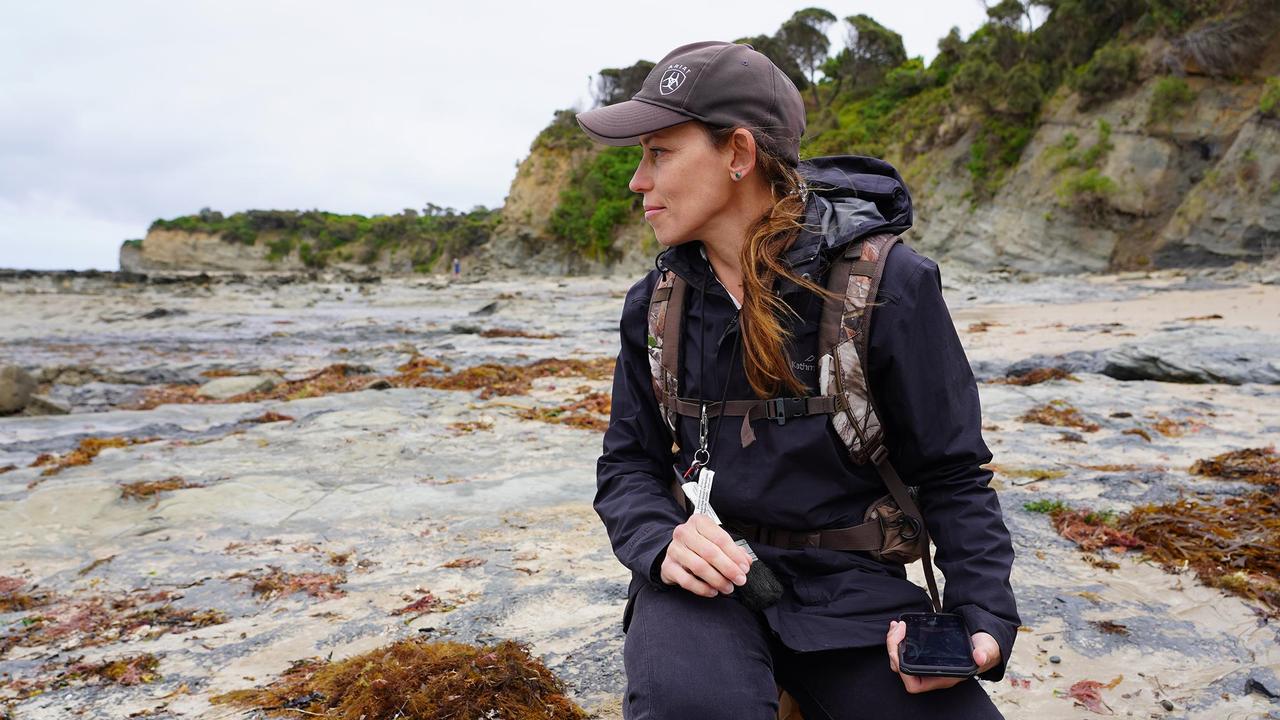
[576,41,806,165]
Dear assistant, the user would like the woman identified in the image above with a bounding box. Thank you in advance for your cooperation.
[579,41,1019,719]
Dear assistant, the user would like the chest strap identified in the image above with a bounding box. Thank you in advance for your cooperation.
[672,395,841,446]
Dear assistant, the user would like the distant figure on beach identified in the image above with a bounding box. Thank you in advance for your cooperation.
[581,41,1018,719]
[452,257,461,276]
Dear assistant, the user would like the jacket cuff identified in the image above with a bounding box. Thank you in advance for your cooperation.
[648,540,672,590]
[956,604,1016,682]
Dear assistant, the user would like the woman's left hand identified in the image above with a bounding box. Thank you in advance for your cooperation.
[885,620,1000,694]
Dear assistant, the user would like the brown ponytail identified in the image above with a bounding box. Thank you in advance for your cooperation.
[704,125,835,399]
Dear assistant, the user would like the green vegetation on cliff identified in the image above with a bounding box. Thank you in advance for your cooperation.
[150,206,496,270]
[541,0,1277,247]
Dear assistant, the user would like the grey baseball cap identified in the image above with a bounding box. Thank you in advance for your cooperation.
[576,40,806,165]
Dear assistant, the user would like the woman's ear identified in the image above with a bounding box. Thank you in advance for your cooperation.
[727,128,757,181]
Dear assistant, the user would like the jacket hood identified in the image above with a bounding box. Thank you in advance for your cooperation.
[656,154,913,288]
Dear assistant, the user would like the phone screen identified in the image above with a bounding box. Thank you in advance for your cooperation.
[901,613,974,669]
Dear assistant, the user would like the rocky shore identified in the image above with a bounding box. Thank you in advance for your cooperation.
[1,261,1278,719]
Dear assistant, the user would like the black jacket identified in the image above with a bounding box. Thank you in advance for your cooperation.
[594,155,1019,681]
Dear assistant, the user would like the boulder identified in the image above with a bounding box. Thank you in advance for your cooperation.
[1101,328,1280,385]
[0,365,36,413]
[197,374,281,400]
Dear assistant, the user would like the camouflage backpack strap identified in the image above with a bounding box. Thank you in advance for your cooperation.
[818,233,941,612]
[646,270,685,441]
[817,232,899,462]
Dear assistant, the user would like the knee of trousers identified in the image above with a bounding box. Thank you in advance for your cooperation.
[629,676,777,720]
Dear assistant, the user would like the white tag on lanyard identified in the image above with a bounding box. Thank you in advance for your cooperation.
[680,467,721,525]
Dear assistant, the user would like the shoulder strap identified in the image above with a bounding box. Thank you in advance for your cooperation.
[819,234,942,612]
[646,271,685,443]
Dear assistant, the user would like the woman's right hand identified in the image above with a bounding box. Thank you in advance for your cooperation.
[659,513,752,597]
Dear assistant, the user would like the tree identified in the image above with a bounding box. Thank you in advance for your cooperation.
[778,7,838,108]
[591,60,656,107]
[837,14,908,96]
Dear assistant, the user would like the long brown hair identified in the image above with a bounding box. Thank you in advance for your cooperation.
[703,124,834,399]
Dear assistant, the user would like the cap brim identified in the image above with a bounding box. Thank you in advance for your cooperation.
[576,99,695,146]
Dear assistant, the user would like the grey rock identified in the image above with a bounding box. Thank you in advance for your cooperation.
[470,301,501,317]
[1101,328,1280,385]
[23,395,71,416]
[196,374,281,400]
[0,365,36,413]
[450,323,481,335]
[361,379,393,391]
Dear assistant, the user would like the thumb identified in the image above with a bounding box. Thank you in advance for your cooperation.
[973,646,987,667]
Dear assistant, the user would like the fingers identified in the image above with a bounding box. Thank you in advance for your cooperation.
[971,631,1000,673]
[885,620,905,674]
[669,516,749,596]
[659,556,718,597]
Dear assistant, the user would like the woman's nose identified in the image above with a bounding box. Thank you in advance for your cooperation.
[629,162,651,194]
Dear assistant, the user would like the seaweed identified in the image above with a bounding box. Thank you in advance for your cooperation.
[479,328,560,339]
[1018,400,1100,432]
[245,411,295,423]
[440,557,486,569]
[0,577,54,613]
[1048,508,1143,553]
[991,367,1079,386]
[517,392,611,432]
[209,637,588,720]
[235,566,348,601]
[0,589,225,657]
[401,358,614,399]
[1189,446,1278,484]
[119,476,203,501]
[1,653,161,700]
[449,419,495,434]
[29,437,156,477]
[1120,491,1280,614]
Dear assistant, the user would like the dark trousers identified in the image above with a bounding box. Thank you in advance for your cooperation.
[623,581,1004,720]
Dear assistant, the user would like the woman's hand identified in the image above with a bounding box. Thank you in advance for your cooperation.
[660,513,751,597]
[885,620,1000,694]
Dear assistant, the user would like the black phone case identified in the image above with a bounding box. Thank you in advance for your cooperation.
[897,612,978,678]
[896,645,978,678]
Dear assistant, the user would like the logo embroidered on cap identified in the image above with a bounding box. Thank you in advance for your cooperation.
[659,65,690,95]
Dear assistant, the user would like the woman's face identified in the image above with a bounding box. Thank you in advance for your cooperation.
[630,121,734,247]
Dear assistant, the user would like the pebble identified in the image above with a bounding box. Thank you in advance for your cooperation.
[1049,655,1061,664]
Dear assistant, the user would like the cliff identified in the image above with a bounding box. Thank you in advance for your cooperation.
[902,41,1280,273]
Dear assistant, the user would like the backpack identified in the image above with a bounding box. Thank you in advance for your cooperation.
[646,232,941,611]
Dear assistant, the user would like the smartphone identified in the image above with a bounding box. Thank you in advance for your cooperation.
[896,612,978,678]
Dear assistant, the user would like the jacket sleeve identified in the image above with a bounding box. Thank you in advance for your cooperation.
[867,249,1020,682]
[595,272,687,591]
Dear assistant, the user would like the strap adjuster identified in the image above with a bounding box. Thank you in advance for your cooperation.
[765,397,807,426]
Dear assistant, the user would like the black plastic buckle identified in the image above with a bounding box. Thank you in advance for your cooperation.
[765,397,806,426]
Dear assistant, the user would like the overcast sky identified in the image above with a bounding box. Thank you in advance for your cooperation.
[1,1,991,270]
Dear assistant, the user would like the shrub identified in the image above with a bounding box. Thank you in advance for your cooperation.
[1148,75,1196,124]
[546,145,642,257]
[1073,44,1140,108]
[1261,77,1280,118]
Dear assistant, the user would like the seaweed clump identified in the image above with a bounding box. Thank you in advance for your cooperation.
[29,437,156,477]
[400,358,614,399]
[1018,399,1100,432]
[119,476,203,500]
[2,653,161,700]
[1190,446,1278,484]
[518,392,612,432]
[991,367,1078,386]
[236,566,347,601]
[1120,465,1280,615]
[210,637,588,720]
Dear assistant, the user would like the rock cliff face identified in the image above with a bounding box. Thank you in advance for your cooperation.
[473,143,656,278]
[120,229,305,273]
[119,229,440,274]
[890,44,1280,274]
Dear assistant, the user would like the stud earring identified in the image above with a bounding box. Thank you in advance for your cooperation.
[733,171,742,181]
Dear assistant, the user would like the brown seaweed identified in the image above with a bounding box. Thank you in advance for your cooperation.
[209,637,588,720]
[1018,400,1100,432]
